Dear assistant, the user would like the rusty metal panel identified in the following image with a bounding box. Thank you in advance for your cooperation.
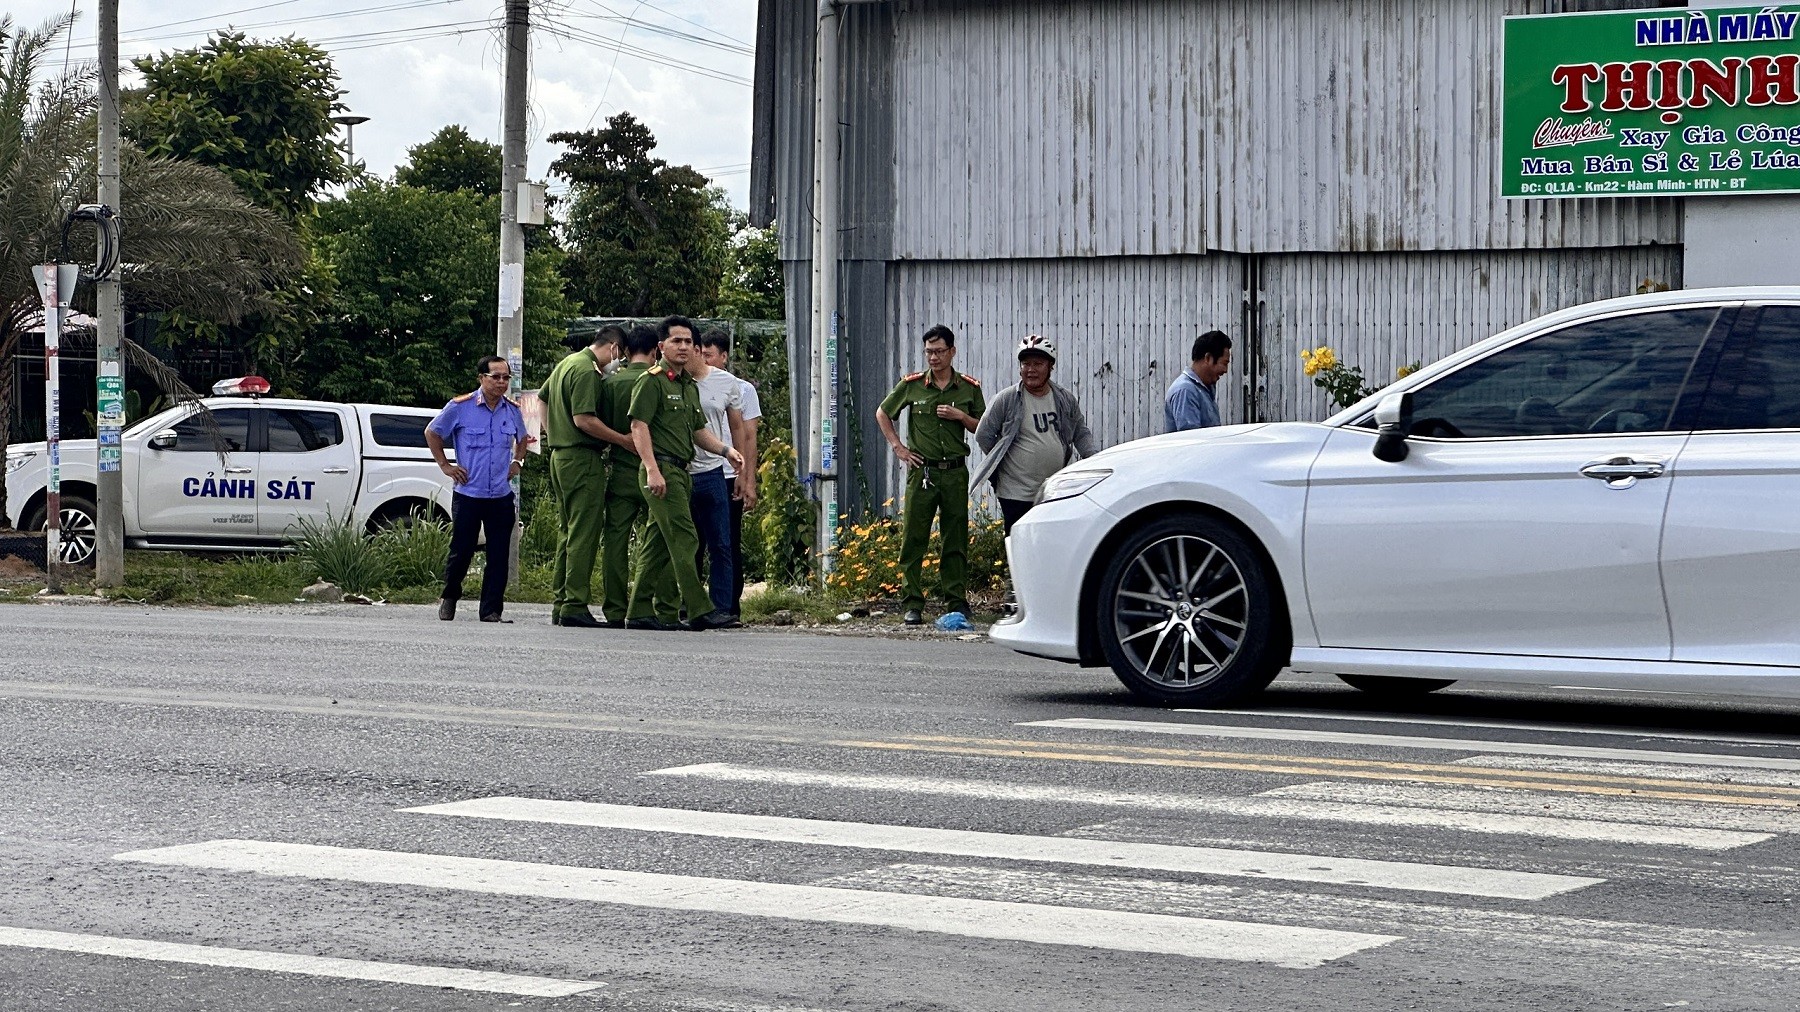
[1256,247,1687,423]
[877,256,1243,507]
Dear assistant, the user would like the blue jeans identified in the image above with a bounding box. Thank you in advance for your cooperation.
[690,466,734,615]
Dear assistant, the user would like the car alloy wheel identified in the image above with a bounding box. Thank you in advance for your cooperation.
[1096,514,1282,706]
[1112,533,1248,688]
[57,502,98,565]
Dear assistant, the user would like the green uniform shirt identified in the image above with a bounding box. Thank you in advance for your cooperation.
[628,358,704,464]
[542,348,606,450]
[878,370,987,459]
[600,360,652,463]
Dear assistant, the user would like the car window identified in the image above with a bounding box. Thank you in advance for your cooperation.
[1694,305,1800,431]
[368,412,433,449]
[164,408,253,453]
[267,409,344,453]
[1403,308,1719,438]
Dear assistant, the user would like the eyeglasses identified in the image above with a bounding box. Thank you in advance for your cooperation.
[482,372,513,381]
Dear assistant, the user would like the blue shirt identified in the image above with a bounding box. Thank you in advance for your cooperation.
[1164,369,1222,433]
[428,391,525,500]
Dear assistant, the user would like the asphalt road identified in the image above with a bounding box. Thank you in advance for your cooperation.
[5,600,1800,1011]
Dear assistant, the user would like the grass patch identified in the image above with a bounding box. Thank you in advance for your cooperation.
[741,584,852,624]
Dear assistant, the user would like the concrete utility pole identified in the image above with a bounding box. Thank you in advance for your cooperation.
[811,0,844,583]
[497,0,529,583]
[94,0,125,588]
[497,0,528,380]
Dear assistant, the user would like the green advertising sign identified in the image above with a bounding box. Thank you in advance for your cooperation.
[1504,5,1800,198]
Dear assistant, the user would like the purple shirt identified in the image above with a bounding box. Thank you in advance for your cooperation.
[428,391,525,499]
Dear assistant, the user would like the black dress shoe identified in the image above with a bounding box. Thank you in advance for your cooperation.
[561,612,603,628]
[438,599,455,621]
[603,618,625,629]
[687,609,740,631]
[902,608,923,626]
[479,614,512,624]
[625,616,676,631]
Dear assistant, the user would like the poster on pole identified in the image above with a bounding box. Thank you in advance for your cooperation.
[1504,6,1800,198]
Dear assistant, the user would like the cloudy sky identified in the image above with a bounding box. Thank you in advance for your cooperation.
[11,0,758,207]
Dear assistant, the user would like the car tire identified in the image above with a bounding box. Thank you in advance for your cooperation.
[26,493,99,567]
[1096,514,1283,707]
[366,500,444,534]
[1336,674,1457,696]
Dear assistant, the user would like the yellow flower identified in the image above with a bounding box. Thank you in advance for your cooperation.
[1396,363,1419,379]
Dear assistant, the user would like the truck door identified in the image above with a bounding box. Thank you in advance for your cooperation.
[134,407,258,536]
[259,406,358,538]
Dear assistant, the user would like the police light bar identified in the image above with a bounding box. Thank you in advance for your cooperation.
[212,376,271,397]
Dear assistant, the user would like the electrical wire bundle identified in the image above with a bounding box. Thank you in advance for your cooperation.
[60,204,120,283]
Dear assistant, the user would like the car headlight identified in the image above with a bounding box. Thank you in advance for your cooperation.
[4,453,32,475]
[1037,468,1111,504]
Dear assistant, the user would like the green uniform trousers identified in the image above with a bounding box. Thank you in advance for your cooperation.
[549,445,609,619]
[899,461,970,615]
[628,465,712,623]
[599,459,648,623]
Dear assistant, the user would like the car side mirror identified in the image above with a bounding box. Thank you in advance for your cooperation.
[1372,392,1413,463]
[148,429,178,450]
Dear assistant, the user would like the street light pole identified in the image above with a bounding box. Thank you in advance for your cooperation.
[497,0,529,584]
[331,114,370,167]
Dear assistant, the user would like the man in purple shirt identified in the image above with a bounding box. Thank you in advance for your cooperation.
[426,356,530,622]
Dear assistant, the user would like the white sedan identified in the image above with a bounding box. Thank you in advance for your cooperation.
[993,287,1800,706]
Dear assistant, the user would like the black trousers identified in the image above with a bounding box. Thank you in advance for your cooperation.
[442,491,515,618]
[730,495,746,612]
[999,497,1035,534]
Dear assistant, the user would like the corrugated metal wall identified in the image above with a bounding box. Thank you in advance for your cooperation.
[1257,246,1687,423]
[879,256,1243,509]
[760,0,1685,261]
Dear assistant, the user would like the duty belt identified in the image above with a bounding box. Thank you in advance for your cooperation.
[654,452,693,469]
[918,457,967,470]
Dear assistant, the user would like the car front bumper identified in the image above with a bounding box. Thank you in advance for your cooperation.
[988,492,1117,662]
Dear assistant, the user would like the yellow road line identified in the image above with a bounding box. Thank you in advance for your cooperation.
[829,740,1800,809]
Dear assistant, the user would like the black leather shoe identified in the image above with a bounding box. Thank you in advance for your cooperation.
[602,618,625,629]
[688,610,741,631]
[902,608,923,626]
[625,616,676,631]
[561,611,603,628]
[438,599,455,621]
[479,614,512,624]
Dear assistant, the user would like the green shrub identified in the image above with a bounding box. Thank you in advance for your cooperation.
[372,517,453,588]
[755,437,812,585]
[290,515,390,593]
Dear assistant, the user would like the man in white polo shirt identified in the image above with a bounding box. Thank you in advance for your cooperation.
[687,329,748,623]
[699,331,762,617]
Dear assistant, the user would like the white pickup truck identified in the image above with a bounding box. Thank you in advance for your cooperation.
[4,380,456,564]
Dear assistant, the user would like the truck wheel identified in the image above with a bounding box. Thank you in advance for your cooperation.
[27,494,99,567]
[367,500,443,534]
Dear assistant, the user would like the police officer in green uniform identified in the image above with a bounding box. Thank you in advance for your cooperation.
[597,325,660,626]
[876,324,986,626]
[542,326,629,627]
[626,316,743,631]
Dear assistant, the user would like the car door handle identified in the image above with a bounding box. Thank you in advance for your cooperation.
[1580,456,1665,489]
[322,467,351,474]
[224,466,252,474]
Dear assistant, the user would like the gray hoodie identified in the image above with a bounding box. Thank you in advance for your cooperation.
[972,380,1100,494]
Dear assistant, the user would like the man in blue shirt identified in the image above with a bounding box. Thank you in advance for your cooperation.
[426,356,530,622]
[1164,330,1233,433]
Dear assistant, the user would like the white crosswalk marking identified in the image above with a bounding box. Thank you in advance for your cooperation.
[402,796,1600,898]
[1261,782,1800,835]
[1022,717,1800,771]
[112,840,1398,968]
[642,762,1765,850]
[1453,755,1800,788]
[0,925,602,997]
[1190,708,1800,748]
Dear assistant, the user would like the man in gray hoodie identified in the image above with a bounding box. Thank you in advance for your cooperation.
[973,334,1101,533]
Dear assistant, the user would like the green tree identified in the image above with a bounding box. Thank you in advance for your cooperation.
[307,182,573,406]
[0,13,305,523]
[124,31,349,219]
[716,221,785,320]
[549,112,730,316]
[396,125,502,195]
